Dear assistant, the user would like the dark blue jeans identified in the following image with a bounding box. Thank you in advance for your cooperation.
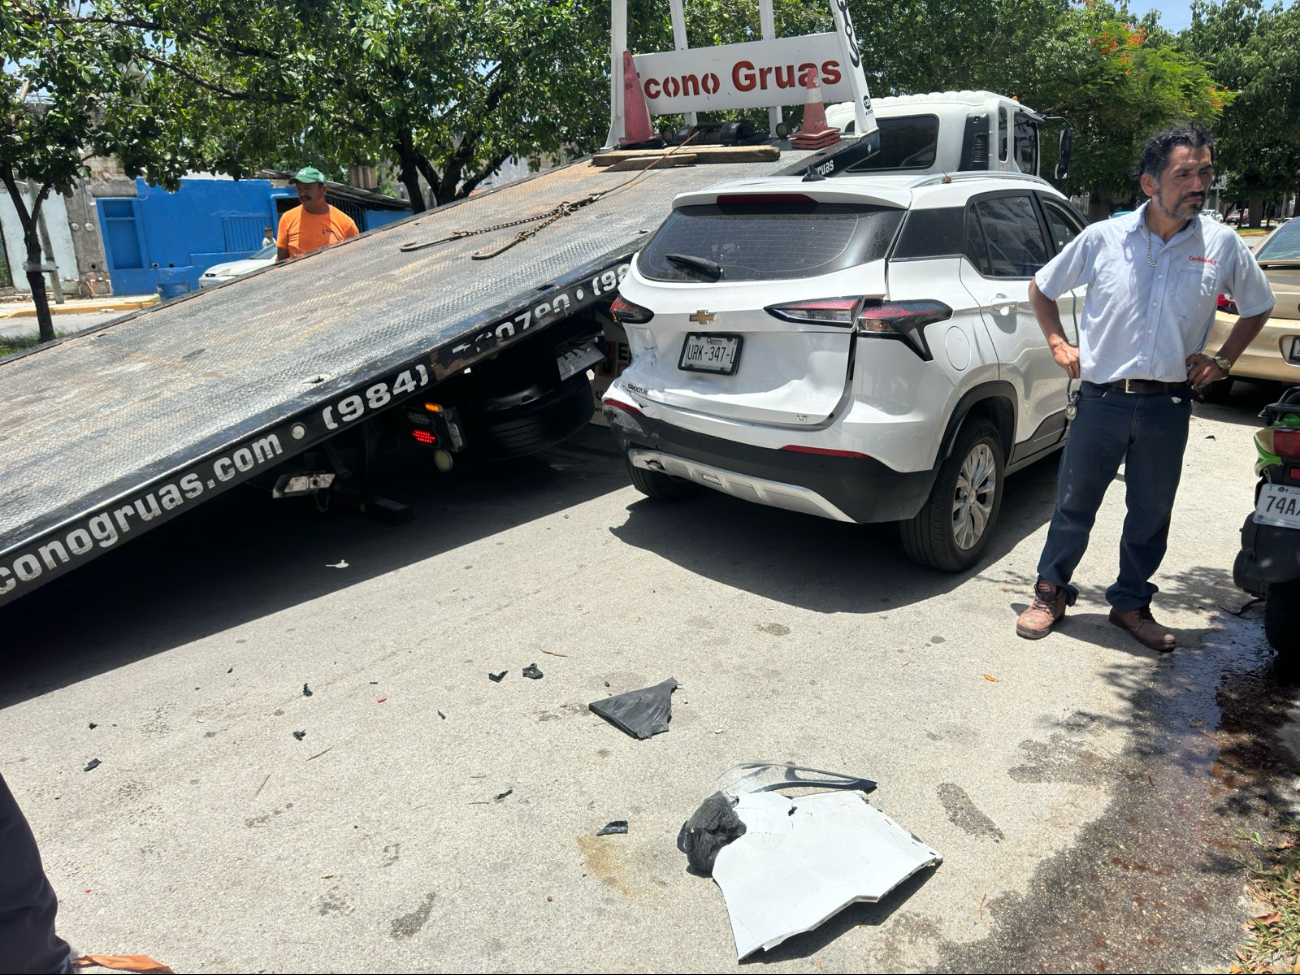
[0,773,71,974]
[1037,382,1192,611]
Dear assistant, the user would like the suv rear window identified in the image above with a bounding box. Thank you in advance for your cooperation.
[637,200,904,282]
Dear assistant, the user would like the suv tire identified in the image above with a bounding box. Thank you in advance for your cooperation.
[626,455,700,501]
[900,418,1005,572]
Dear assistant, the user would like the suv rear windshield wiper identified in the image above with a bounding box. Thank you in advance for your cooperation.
[665,253,724,280]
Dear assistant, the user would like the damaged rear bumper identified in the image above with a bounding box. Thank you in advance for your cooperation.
[605,404,936,524]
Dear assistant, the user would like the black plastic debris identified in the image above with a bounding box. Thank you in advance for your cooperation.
[522,663,544,680]
[597,820,629,836]
[227,667,233,674]
[88,723,97,730]
[84,758,102,772]
[677,792,746,874]
[489,671,507,683]
[438,711,447,720]
[293,730,307,741]
[589,677,678,739]
[303,683,313,697]
[494,788,513,802]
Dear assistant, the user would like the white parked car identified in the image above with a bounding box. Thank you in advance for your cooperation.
[198,243,277,289]
[602,172,1085,571]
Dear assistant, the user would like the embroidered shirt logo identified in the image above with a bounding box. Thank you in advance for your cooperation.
[1189,256,1218,265]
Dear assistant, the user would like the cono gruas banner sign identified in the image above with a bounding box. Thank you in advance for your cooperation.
[631,33,854,115]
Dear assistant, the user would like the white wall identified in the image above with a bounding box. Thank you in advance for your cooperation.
[0,187,79,293]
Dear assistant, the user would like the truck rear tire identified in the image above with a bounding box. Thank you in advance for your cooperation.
[463,373,595,459]
[899,418,1005,572]
[626,455,700,501]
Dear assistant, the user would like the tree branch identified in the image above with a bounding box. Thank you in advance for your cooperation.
[138,53,255,100]
[0,166,33,234]
[458,152,511,198]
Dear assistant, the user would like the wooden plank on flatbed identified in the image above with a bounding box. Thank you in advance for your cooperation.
[592,145,781,167]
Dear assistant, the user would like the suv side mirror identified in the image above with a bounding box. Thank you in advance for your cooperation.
[1055,125,1074,182]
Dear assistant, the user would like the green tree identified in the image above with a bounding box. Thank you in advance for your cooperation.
[1181,0,1300,226]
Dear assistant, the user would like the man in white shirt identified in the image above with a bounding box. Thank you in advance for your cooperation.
[1016,123,1275,650]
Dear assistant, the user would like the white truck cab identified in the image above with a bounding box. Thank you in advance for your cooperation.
[824,91,1069,181]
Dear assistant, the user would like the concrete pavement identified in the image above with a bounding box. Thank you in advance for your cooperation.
[0,386,1293,973]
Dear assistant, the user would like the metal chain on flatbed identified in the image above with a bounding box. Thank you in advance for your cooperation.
[398,132,704,260]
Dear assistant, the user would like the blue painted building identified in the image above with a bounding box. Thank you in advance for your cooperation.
[96,176,411,295]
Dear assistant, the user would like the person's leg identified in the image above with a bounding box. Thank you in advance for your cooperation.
[1106,392,1191,648]
[1036,387,1133,598]
[0,773,71,974]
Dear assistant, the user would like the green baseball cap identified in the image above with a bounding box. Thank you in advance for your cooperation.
[289,166,326,184]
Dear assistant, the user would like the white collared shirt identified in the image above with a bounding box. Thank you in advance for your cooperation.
[1035,202,1275,383]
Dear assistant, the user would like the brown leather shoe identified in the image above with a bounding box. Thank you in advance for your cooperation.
[1108,605,1176,652]
[1016,579,1071,639]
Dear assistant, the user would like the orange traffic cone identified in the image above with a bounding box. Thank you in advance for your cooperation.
[790,73,841,150]
[619,50,657,147]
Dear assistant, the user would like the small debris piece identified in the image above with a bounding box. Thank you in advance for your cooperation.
[254,773,271,797]
[227,667,233,674]
[377,698,387,704]
[1206,435,1216,440]
[597,820,629,836]
[293,730,307,741]
[541,649,569,658]
[438,711,446,720]
[494,788,513,803]
[522,663,544,680]
[369,681,379,685]
[307,746,334,761]
[84,758,102,772]
[303,683,313,697]
[1223,597,1263,616]
[678,792,747,874]
[983,674,1000,683]
[88,723,98,729]
[589,677,678,739]
[489,671,507,683]
[327,560,349,569]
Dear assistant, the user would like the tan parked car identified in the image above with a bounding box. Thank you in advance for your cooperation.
[1209,220,1300,389]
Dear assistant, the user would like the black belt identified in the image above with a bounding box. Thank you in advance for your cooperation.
[1085,379,1192,395]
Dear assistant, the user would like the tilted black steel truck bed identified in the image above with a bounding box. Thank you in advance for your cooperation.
[0,146,821,607]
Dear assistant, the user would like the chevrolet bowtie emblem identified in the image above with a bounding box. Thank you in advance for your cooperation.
[688,310,716,324]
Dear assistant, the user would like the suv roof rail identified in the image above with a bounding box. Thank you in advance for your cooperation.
[905,171,1054,189]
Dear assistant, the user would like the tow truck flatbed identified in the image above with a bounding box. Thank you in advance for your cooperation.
[0,145,820,606]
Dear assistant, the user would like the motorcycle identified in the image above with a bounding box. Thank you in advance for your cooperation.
[1234,385,1300,653]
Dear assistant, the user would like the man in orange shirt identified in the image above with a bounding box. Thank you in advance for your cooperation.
[276,167,359,261]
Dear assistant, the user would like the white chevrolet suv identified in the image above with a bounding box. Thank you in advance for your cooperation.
[601,171,1087,571]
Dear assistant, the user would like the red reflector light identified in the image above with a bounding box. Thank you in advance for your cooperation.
[780,445,871,459]
[611,296,654,325]
[602,397,644,417]
[411,429,437,445]
[1217,293,1238,314]
[1276,429,1300,460]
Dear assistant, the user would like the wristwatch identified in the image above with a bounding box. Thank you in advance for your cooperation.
[1210,354,1232,376]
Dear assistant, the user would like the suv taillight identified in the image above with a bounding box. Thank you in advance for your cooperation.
[764,297,859,326]
[766,297,951,359]
[611,296,654,325]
